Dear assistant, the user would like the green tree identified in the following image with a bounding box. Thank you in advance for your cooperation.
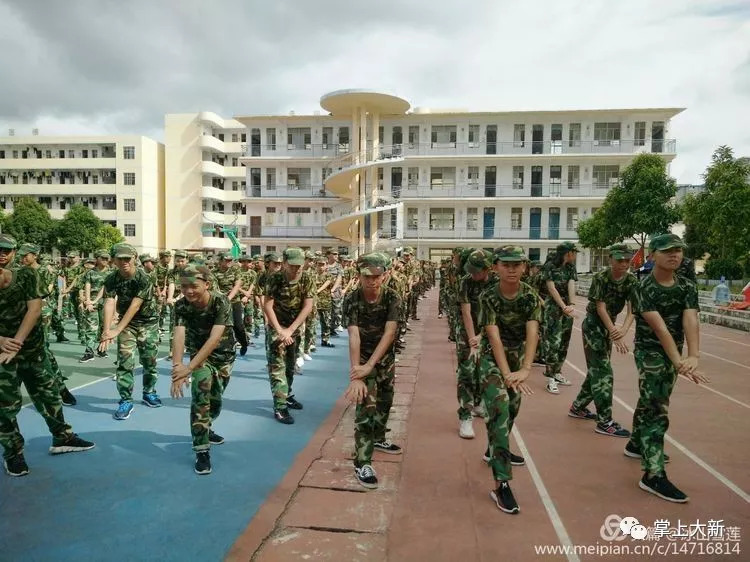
[682,146,750,264]
[94,223,124,251]
[54,204,103,254]
[576,153,680,254]
[3,197,56,249]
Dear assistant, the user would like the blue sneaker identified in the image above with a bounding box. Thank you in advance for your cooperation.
[113,401,134,420]
[142,393,163,408]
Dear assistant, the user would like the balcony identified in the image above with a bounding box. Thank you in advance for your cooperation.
[324,196,402,242]
[201,185,244,202]
[251,226,331,238]
[0,184,120,197]
[200,160,226,177]
[0,157,116,170]
[203,210,246,225]
[324,147,406,197]
[241,143,348,160]
[199,135,225,152]
[246,184,339,199]
[394,183,614,199]
[402,226,578,241]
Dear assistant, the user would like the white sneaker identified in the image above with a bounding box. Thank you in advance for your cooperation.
[546,379,559,394]
[472,404,487,419]
[336,325,344,332]
[303,353,312,361]
[309,345,316,352]
[553,373,572,386]
[295,357,304,368]
[459,418,475,439]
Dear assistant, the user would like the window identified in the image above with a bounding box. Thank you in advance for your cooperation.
[124,224,136,237]
[594,122,621,146]
[408,167,419,187]
[592,165,619,188]
[512,166,524,189]
[82,149,88,158]
[124,198,136,211]
[123,172,135,185]
[392,126,403,146]
[551,124,563,154]
[58,150,65,158]
[123,146,135,159]
[92,149,98,158]
[568,123,581,147]
[466,207,478,230]
[407,207,418,229]
[265,246,276,252]
[38,197,52,209]
[68,149,75,158]
[266,128,276,149]
[45,150,51,158]
[467,166,479,187]
[430,167,456,189]
[231,133,238,142]
[513,124,525,147]
[567,165,580,188]
[288,207,311,227]
[287,168,311,188]
[102,196,117,210]
[468,125,480,145]
[429,208,454,230]
[378,168,383,190]
[511,208,523,230]
[338,127,349,148]
[408,125,419,148]
[322,127,333,147]
[265,207,276,226]
[431,126,456,146]
[0,150,4,158]
[287,128,311,149]
[567,207,579,230]
[550,166,562,194]
[634,121,646,146]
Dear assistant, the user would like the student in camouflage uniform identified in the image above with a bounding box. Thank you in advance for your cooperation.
[155,250,172,332]
[301,250,317,358]
[386,259,408,352]
[401,247,419,321]
[61,252,86,343]
[238,254,257,344]
[540,241,579,394]
[0,234,95,477]
[100,243,162,420]
[166,250,189,355]
[626,234,706,503]
[213,252,248,355]
[445,248,464,342]
[570,244,637,437]
[438,258,449,319]
[477,246,540,514]
[170,264,236,475]
[326,249,344,331]
[314,256,336,347]
[252,255,265,337]
[49,258,69,343]
[263,248,314,424]
[82,250,111,362]
[456,250,493,439]
[676,256,697,283]
[343,253,402,489]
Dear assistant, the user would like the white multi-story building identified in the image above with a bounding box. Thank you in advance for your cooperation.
[0,133,164,254]
[235,90,682,271]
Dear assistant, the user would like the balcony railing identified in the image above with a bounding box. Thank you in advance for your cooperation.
[247,185,339,198]
[251,226,332,238]
[392,183,615,198]
[243,139,676,159]
[403,226,578,241]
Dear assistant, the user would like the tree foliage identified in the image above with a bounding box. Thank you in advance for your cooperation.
[1,197,56,249]
[54,204,104,254]
[576,153,680,252]
[94,223,124,251]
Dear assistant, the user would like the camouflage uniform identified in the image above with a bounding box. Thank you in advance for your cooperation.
[81,262,110,351]
[302,257,318,354]
[327,258,344,329]
[214,259,248,350]
[628,273,699,476]
[676,257,697,283]
[174,291,235,451]
[572,267,638,423]
[155,253,172,330]
[239,262,258,336]
[62,260,85,342]
[315,265,335,344]
[103,267,160,401]
[264,267,315,410]
[343,284,401,468]
[0,261,74,460]
[539,259,577,378]
[477,280,541,482]
[167,256,187,349]
[49,262,67,341]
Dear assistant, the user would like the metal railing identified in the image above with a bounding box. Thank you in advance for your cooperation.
[252,226,333,238]
[246,185,339,198]
[402,226,578,240]
[391,183,616,198]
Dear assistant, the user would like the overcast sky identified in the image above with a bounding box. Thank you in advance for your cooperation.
[2,0,748,183]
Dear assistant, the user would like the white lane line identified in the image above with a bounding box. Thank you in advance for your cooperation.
[565,360,750,504]
[701,331,750,348]
[700,351,750,370]
[512,426,581,562]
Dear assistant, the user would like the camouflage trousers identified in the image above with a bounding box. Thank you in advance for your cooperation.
[116,321,159,401]
[354,352,395,468]
[253,300,263,336]
[438,282,447,315]
[573,315,614,423]
[81,304,105,351]
[408,291,418,319]
[541,300,574,377]
[42,315,67,385]
[479,345,522,482]
[303,304,317,353]
[628,348,678,477]
[231,302,248,349]
[318,305,332,344]
[243,301,254,331]
[265,325,299,410]
[0,349,73,460]
[446,298,458,341]
[455,331,482,421]
[159,301,171,331]
[50,292,66,340]
[191,359,233,451]
[70,291,85,343]
[331,296,343,329]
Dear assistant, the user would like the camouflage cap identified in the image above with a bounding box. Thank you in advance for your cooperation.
[325,248,339,256]
[41,253,52,263]
[529,259,542,267]
[179,264,210,283]
[66,250,79,258]
[556,241,579,254]
[95,249,111,259]
[218,251,233,260]
[17,243,40,256]
[608,243,633,260]
[112,243,137,258]
[265,252,282,263]
[304,250,315,260]
[84,257,96,265]
[359,253,387,276]
[649,233,686,252]
[159,250,172,257]
[374,252,392,270]
[140,254,155,264]
[315,255,327,264]
[191,256,207,266]
[174,250,188,258]
[283,247,306,266]
[239,253,251,262]
[314,250,323,257]
[401,246,414,256]
[493,245,527,263]
[465,249,492,274]
[341,254,353,261]
[252,254,262,261]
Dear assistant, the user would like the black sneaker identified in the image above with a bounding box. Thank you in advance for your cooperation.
[274,408,295,424]
[195,451,212,475]
[4,453,29,477]
[373,441,402,455]
[286,396,303,410]
[97,350,108,358]
[239,345,248,356]
[354,464,378,489]
[490,481,520,514]
[639,473,688,503]
[60,387,77,406]
[49,434,96,455]
[568,406,596,420]
[510,452,525,466]
[208,431,224,445]
[624,441,670,462]
[79,349,95,363]
[56,335,71,343]
[321,341,336,348]
[595,420,631,438]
